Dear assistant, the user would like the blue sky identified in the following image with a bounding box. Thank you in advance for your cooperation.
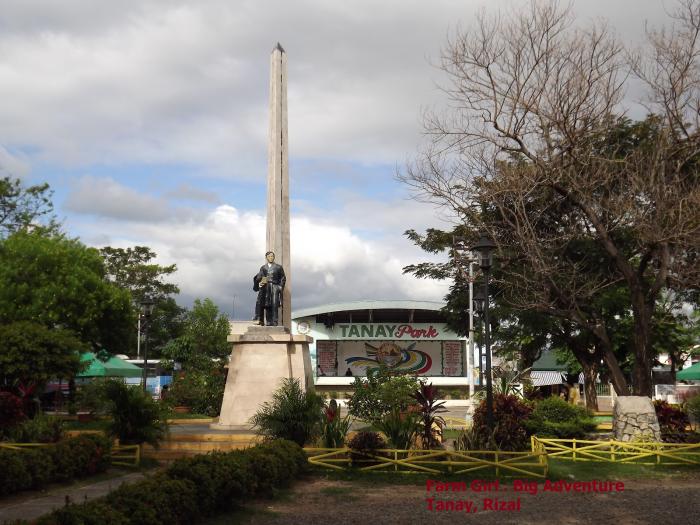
[0,0,670,318]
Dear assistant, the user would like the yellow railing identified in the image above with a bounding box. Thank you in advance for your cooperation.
[531,436,700,466]
[0,442,141,467]
[304,447,548,477]
[443,416,468,429]
[112,444,141,467]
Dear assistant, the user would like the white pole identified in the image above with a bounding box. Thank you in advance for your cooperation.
[137,316,141,359]
[468,261,475,398]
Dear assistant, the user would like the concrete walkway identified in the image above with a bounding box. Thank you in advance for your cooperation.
[0,472,144,523]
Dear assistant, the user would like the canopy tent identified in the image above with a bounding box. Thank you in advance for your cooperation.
[530,350,568,386]
[677,362,700,381]
[77,352,142,378]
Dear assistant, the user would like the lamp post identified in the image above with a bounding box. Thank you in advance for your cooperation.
[140,297,155,393]
[472,285,486,386]
[472,232,496,431]
[453,237,477,399]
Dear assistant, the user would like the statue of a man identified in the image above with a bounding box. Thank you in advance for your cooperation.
[253,251,286,326]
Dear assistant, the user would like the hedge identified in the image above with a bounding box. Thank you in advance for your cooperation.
[0,434,112,497]
[36,439,307,525]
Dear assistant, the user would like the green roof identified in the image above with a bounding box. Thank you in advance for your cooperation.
[677,362,700,381]
[532,350,568,371]
[292,300,444,319]
[77,352,142,378]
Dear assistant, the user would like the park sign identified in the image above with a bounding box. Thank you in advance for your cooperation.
[335,323,451,340]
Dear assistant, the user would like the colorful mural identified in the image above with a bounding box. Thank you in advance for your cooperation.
[334,340,463,376]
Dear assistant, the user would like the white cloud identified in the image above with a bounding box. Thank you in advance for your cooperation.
[1,0,668,173]
[64,176,171,221]
[0,146,31,179]
[72,203,449,317]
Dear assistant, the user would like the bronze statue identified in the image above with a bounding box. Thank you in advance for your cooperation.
[253,251,286,326]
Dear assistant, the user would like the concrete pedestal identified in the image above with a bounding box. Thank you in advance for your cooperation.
[211,326,313,431]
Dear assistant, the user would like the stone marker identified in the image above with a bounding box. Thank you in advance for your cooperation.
[613,396,661,442]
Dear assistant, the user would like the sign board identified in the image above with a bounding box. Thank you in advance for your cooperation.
[332,323,455,340]
[338,340,464,377]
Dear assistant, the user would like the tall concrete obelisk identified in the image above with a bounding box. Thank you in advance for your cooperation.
[212,44,313,432]
[266,42,291,330]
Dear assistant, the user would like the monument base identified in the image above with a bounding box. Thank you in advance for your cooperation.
[211,326,313,430]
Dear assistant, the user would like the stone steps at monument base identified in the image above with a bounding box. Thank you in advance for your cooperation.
[142,433,261,460]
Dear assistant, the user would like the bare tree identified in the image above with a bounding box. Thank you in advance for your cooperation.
[401,1,700,396]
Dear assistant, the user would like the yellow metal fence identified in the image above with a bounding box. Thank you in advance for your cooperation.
[0,442,141,467]
[305,446,548,478]
[532,436,700,466]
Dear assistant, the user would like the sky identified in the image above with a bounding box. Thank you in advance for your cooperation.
[0,0,672,318]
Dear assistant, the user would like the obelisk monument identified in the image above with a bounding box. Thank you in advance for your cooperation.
[267,43,291,330]
[212,44,313,431]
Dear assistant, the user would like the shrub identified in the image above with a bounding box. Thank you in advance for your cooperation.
[472,394,532,451]
[103,380,168,447]
[524,396,597,439]
[0,449,31,496]
[320,400,352,448]
[0,391,26,431]
[411,382,447,449]
[51,434,112,482]
[346,366,421,425]
[347,431,386,465]
[654,400,690,435]
[0,435,111,497]
[167,368,226,417]
[374,408,420,450]
[106,475,198,525]
[36,440,307,525]
[8,414,64,443]
[76,380,111,416]
[250,378,324,446]
[39,501,130,525]
[687,394,700,427]
[22,448,56,489]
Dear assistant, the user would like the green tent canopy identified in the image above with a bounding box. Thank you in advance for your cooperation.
[677,362,700,381]
[77,352,142,378]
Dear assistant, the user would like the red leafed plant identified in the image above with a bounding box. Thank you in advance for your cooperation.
[0,391,26,435]
[411,382,447,449]
[654,400,690,434]
[472,394,533,451]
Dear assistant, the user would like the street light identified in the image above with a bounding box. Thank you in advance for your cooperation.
[472,284,486,385]
[140,297,155,393]
[453,236,477,400]
[472,232,496,431]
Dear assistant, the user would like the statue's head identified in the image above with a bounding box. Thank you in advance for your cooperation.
[265,251,275,263]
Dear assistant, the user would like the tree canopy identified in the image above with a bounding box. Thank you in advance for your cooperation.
[401,1,700,396]
[100,245,184,357]
[0,176,58,238]
[0,231,135,385]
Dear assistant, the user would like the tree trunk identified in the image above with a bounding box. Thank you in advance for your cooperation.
[582,363,599,411]
[603,346,629,396]
[631,301,654,397]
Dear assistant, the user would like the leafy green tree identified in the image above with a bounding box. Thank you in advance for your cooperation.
[0,176,58,238]
[401,2,700,396]
[0,231,134,378]
[100,246,185,357]
[161,299,230,415]
[0,321,85,385]
[161,298,230,370]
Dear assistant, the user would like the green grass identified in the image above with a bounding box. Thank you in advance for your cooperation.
[442,429,460,440]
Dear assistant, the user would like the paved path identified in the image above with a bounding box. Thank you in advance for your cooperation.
[0,472,144,524]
